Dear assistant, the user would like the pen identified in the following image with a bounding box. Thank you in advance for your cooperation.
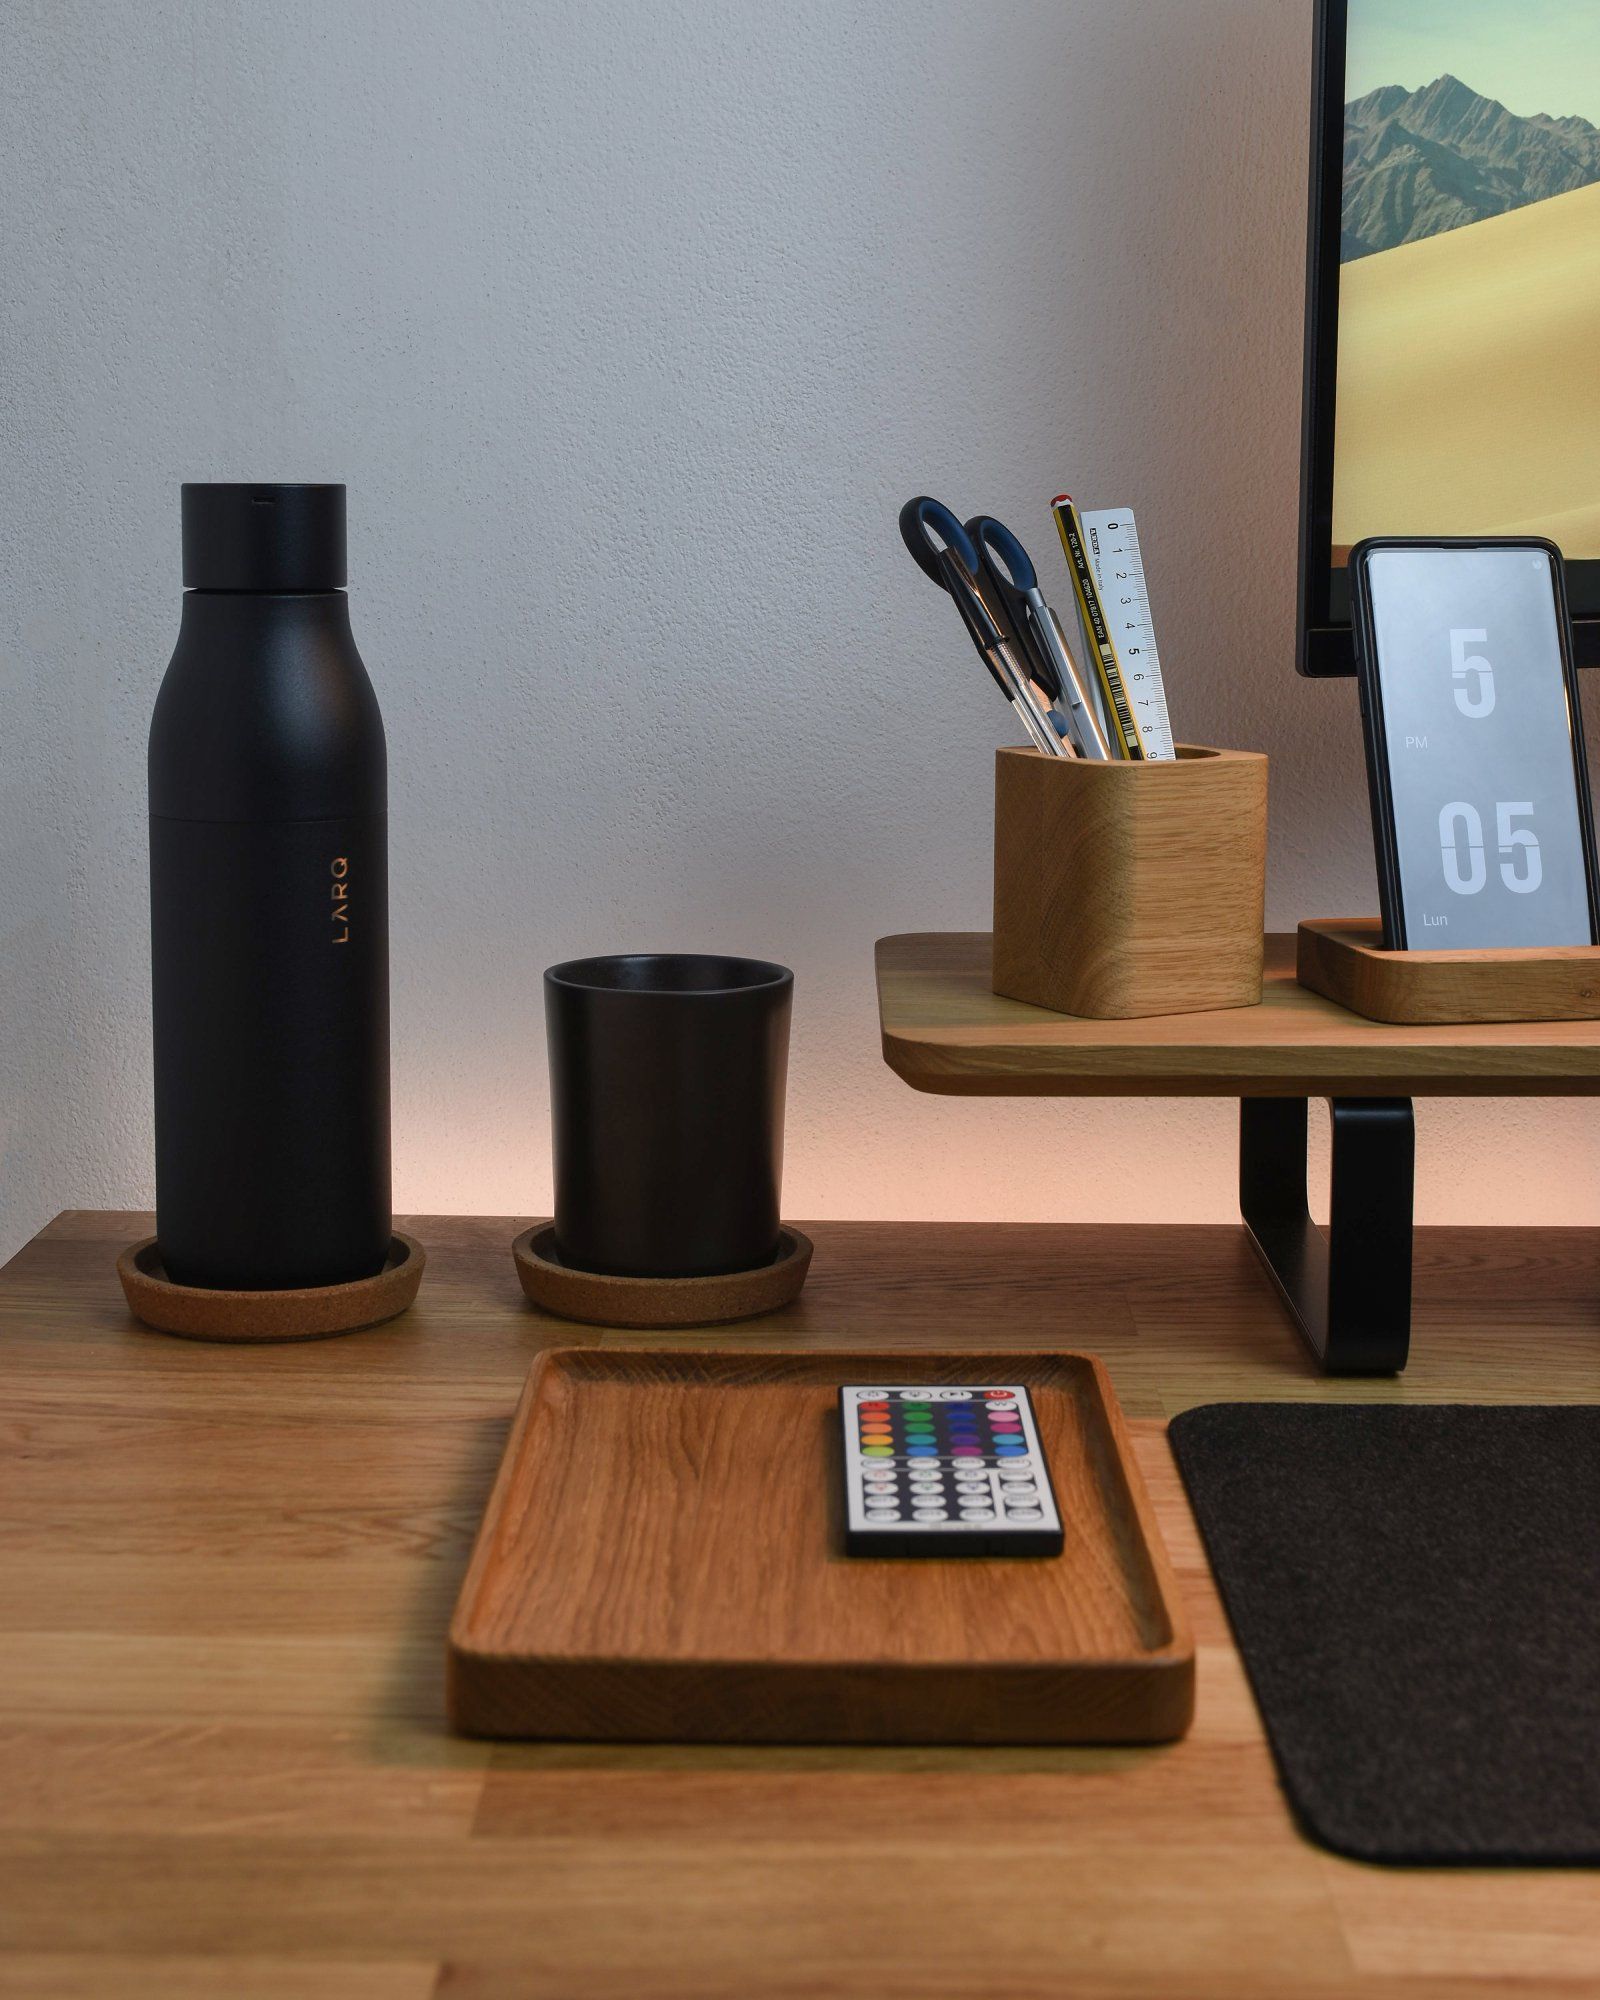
[937,547,1070,758]
[1026,598,1111,760]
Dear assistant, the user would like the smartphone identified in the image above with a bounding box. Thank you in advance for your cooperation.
[1350,537,1600,951]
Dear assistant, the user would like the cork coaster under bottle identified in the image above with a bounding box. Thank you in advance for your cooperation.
[117,1233,425,1342]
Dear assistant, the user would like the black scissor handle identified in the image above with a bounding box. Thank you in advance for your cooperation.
[899,495,981,589]
[966,515,1060,701]
[966,515,1038,595]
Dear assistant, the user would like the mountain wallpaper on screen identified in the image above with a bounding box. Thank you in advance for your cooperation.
[1343,72,1600,260]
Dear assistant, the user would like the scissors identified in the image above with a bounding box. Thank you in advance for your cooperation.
[897,497,1064,757]
[898,497,1108,759]
[965,514,1111,760]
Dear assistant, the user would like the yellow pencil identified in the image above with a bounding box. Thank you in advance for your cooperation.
[1051,494,1144,760]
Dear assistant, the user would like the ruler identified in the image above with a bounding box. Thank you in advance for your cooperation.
[1077,507,1174,760]
[1052,497,1143,759]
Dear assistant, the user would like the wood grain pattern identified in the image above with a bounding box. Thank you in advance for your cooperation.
[1297,917,1600,1025]
[447,1349,1192,1745]
[7,1210,1600,1997]
[881,929,1600,1096]
[993,745,1267,1018]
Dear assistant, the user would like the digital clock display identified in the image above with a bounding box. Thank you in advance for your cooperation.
[1364,545,1596,950]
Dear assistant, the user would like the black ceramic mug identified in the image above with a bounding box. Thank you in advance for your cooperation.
[544,954,793,1278]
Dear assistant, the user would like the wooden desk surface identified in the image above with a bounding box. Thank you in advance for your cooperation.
[877,932,1600,1097]
[6,1210,1600,1998]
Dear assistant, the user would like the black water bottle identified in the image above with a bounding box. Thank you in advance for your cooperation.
[148,484,391,1290]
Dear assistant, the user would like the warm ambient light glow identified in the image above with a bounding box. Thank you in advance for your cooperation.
[391,1055,1600,1229]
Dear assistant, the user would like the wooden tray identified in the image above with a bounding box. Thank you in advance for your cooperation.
[1297,917,1600,1025]
[447,1348,1193,1745]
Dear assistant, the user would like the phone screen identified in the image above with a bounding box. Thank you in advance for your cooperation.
[1363,545,1595,949]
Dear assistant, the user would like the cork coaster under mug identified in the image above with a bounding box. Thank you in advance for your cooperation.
[513,1224,812,1329]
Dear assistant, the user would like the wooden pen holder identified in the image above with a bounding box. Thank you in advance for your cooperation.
[992,745,1268,1019]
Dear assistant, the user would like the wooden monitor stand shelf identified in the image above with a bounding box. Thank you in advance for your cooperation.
[876,932,1600,1374]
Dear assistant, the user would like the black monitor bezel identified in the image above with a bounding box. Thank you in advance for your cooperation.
[1295,0,1600,676]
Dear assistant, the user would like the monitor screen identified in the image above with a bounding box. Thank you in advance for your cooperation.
[1298,0,1600,672]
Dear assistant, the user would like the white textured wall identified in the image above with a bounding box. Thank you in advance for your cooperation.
[6,0,1600,1266]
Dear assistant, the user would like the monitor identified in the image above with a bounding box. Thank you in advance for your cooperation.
[1298,0,1600,675]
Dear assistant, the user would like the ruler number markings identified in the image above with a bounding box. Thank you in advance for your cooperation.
[1079,507,1174,760]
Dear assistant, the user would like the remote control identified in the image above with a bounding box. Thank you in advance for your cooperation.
[839,1384,1064,1556]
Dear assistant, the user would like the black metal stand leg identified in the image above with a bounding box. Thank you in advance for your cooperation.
[1239,1097,1415,1375]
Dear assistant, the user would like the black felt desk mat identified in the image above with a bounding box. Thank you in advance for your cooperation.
[1169,1403,1600,1865]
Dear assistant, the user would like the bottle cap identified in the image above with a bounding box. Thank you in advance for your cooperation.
[182,484,347,591]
